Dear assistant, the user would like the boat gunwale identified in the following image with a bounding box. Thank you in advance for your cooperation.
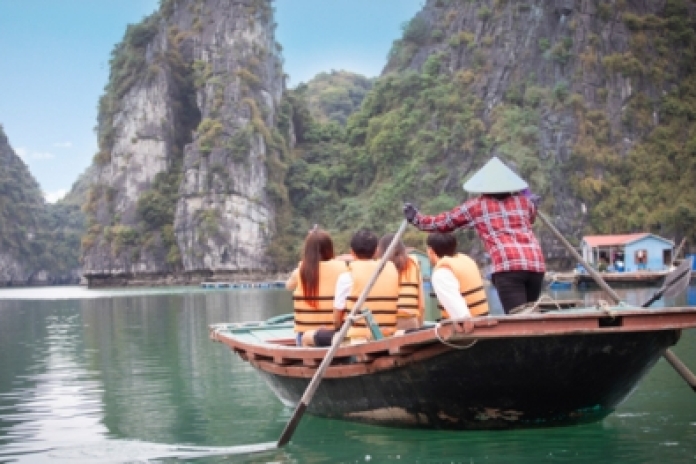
[210,306,696,372]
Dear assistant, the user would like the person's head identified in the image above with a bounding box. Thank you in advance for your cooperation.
[299,227,335,304]
[426,233,457,265]
[375,233,409,273]
[350,229,379,259]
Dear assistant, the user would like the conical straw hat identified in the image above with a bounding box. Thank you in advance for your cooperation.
[462,156,528,193]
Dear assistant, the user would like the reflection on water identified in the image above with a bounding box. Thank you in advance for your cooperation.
[0,285,694,463]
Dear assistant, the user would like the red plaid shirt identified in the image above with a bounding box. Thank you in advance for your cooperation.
[413,195,546,274]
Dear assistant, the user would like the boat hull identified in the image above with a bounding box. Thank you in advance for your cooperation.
[255,330,678,430]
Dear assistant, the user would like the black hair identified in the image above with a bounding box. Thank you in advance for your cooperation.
[485,192,514,200]
[426,233,457,258]
[350,229,378,259]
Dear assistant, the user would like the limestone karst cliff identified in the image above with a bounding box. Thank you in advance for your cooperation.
[82,0,287,283]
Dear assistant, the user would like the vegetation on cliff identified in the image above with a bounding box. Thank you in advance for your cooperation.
[585,0,696,244]
[276,0,696,262]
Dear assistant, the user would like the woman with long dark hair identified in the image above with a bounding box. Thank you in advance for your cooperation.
[286,227,346,346]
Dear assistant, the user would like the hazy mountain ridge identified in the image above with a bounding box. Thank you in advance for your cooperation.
[299,70,374,125]
[0,125,82,285]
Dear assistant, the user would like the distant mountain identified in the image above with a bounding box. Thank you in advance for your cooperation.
[298,70,374,125]
[0,125,82,285]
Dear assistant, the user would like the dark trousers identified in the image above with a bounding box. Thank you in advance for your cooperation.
[492,271,545,314]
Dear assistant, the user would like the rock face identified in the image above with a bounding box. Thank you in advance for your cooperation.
[81,0,285,282]
[380,0,696,266]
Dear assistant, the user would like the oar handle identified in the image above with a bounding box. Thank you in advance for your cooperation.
[277,220,410,447]
[537,212,622,305]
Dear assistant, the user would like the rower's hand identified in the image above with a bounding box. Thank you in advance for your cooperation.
[403,203,419,223]
[529,194,541,207]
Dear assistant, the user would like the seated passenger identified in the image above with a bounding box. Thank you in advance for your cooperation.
[289,227,346,347]
[314,229,400,346]
[426,233,489,320]
[375,233,424,330]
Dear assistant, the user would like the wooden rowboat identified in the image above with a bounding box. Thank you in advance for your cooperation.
[210,303,696,430]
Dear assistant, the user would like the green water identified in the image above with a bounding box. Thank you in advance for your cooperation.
[0,285,694,463]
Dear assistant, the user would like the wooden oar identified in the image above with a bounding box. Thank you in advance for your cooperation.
[536,211,623,303]
[276,220,409,447]
[671,237,687,267]
[642,256,693,308]
[537,211,696,392]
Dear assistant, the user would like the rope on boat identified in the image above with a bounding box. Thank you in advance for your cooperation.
[529,294,563,313]
[510,293,563,315]
[434,323,478,350]
[595,299,618,318]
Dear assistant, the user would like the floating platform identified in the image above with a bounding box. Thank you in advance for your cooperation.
[548,280,573,290]
[576,270,669,289]
[545,270,672,289]
[200,281,285,289]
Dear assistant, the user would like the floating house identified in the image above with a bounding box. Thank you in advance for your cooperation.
[580,233,674,272]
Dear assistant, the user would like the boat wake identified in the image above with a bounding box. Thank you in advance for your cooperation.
[45,440,278,463]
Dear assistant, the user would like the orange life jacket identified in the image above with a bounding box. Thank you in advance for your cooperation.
[346,260,399,339]
[293,259,346,333]
[431,254,489,319]
[397,255,423,323]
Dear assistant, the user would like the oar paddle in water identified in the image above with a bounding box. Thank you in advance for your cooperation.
[536,211,696,393]
[276,219,410,447]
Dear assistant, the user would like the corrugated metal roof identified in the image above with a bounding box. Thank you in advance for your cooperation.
[582,233,667,247]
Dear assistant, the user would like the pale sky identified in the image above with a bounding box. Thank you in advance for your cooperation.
[0,0,424,202]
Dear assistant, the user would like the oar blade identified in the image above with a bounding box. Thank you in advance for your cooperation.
[662,256,694,299]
